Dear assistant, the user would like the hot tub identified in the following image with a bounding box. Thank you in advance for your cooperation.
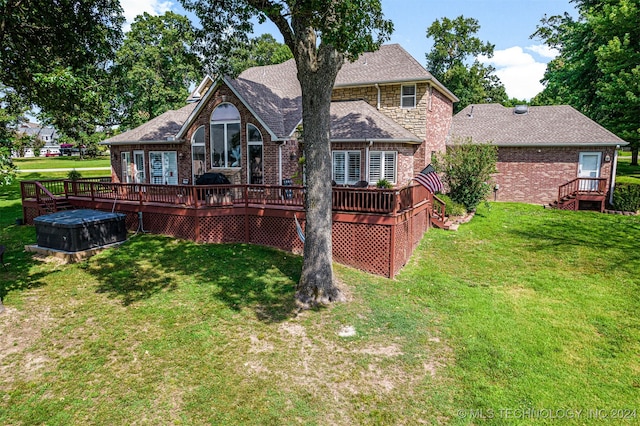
[34,209,127,252]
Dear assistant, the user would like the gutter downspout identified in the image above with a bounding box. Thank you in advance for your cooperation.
[366,140,373,183]
[609,146,620,206]
[278,143,283,185]
[375,84,381,110]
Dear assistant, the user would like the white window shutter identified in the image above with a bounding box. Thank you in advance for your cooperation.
[369,152,382,183]
[384,152,396,183]
[347,152,361,183]
[333,152,346,184]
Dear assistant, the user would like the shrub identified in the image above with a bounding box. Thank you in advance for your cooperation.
[434,137,497,212]
[434,193,467,217]
[376,179,392,189]
[613,183,640,212]
[67,169,82,181]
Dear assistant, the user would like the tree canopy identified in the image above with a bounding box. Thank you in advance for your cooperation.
[180,0,393,306]
[228,34,293,76]
[0,0,124,138]
[532,0,639,164]
[113,12,203,130]
[425,16,508,113]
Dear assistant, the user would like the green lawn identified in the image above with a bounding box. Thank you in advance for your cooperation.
[1,173,639,424]
[617,153,640,184]
[13,156,110,170]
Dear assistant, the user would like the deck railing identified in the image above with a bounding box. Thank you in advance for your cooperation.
[558,177,607,200]
[25,179,432,215]
[34,182,57,213]
[21,179,67,198]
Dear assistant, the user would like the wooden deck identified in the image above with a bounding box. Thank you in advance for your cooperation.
[21,178,437,277]
[555,177,608,212]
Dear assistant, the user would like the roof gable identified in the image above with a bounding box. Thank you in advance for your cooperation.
[450,104,627,147]
[104,103,197,144]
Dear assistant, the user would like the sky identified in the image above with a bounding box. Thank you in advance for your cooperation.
[119,0,579,101]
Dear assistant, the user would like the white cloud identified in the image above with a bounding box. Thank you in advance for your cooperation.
[478,46,549,101]
[120,0,174,30]
[526,44,560,59]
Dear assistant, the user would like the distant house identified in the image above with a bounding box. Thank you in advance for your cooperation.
[449,104,628,211]
[13,123,60,157]
[102,44,458,188]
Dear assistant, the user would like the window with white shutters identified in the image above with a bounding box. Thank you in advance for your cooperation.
[332,151,360,185]
[369,151,397,184]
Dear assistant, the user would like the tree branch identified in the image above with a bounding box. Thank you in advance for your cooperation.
[245,0,295,49]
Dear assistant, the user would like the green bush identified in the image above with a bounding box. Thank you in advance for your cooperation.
[376,179,392,189]
[434,137,498,212]
[613,183,640,212]
[67,169,82,181]
[435,193,467,217]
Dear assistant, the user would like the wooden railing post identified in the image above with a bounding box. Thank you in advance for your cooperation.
[393,190,400,214]
[192,185,199,209]
[244,185,250,243]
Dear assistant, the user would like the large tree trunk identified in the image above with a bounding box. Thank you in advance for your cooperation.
[293,43,344,307]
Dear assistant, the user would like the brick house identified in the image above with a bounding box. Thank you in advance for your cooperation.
[449,104,628,210]
[103,44,458,189]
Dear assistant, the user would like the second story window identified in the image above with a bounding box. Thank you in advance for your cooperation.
[401,84,416,108]
[211,103,241,168]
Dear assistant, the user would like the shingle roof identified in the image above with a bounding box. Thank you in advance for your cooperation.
[330,100,421,142]
[105,44,452,144]
[227,60,302,139]
[104,103,197,144]
[336,44,434,86]
[450,104,627,146]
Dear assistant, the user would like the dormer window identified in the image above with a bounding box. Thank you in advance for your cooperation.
[401,84,416,108]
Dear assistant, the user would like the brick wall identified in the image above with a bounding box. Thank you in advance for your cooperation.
[111,80,454,189]
[331,83,453,177]
[332,83,429,140]
[111,84,292,186]
[330,141,417,187]
[185,85,285,185]
[494,146,616,204]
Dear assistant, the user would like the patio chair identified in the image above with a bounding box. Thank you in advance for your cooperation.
[282,178,294,200]
[0,245,7,271]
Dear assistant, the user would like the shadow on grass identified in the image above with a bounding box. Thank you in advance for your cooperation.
[84,235,302,323]
[0,221,51,304]
[508,210,640,271]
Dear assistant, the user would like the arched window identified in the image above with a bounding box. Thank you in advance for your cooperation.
[247,124,263,184]
[191,125,205,183]
[211,103,241,168]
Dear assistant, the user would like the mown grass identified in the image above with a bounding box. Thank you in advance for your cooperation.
[617,153,640,184]
[1,171,639,424]
[13,156,110,170]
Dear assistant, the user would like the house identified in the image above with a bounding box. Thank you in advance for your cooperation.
[22,45,628,277]
[449,104,628,211]
[102,44,458,189]
[19,45,458,278]
[12,123,61,157]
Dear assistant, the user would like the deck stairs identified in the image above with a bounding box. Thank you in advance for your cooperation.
[430,194,459,231]
[548,177,607,212]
